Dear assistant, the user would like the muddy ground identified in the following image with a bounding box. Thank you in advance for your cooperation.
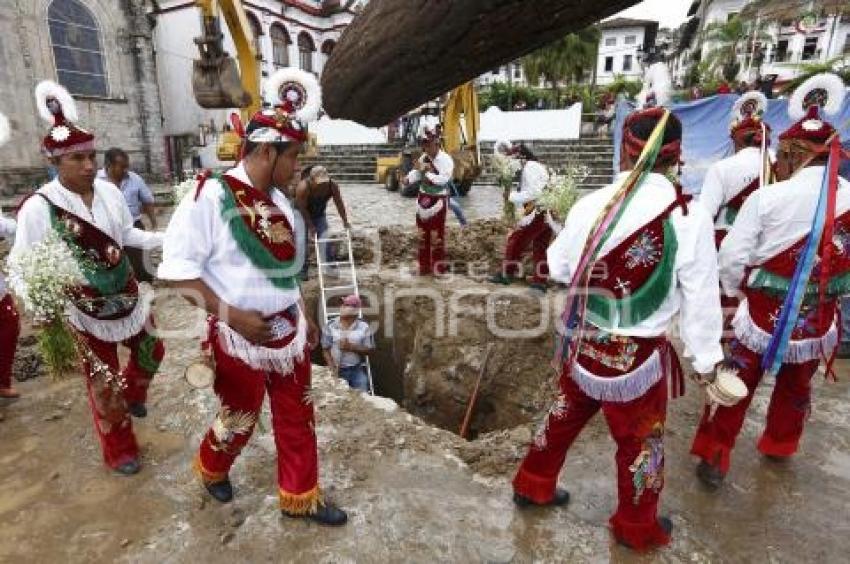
[1,187,850,562]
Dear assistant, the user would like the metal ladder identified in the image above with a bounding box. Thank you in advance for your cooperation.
[314,229,374,395]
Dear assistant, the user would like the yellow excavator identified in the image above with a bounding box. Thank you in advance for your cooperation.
[191,0,317,161]
[377,82,482,197]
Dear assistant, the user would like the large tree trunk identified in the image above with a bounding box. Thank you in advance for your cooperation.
[322,0,638,126]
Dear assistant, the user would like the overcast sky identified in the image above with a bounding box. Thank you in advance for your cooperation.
[610,0,692,30]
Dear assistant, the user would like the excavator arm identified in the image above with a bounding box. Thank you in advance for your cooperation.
[192,0,261,120]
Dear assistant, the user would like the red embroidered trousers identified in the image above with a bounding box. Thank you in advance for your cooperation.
[0,294,20,389]
[691,342,819,474]
[195,337,319,514]
[513,373,670,551]
[80,316,164,469]
[503,214,552,283]
[417,203,448,276]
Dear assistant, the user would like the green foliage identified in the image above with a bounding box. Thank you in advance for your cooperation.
[702,15,770,82]
[604,75,642,99]
[38,319,78,380]
[479,82,547,111]
[521,27,600,99]
[779,58,850,94]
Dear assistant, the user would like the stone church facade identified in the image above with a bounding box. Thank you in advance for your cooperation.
[0,0,165,196]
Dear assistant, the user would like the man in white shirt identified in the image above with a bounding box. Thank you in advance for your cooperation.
[490,145,556,292]
[698,91,773,248]
[159,69,346,526]
[691,73,850,489]
[512,68,723,551]
[403,127,454,275]
[11,82,164,475]
[0,112,21,400]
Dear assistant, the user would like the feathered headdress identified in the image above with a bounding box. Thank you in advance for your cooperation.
[730,91,771,145]
[636,63,672,109]
[781,73,847,145]
[247,68,322,144]
[0,112,10,147]
[34,80,94,157]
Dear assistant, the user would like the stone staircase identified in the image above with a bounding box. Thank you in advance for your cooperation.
[302,138,615,190]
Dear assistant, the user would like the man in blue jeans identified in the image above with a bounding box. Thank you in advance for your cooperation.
[294,165,351,279]
[321,295,375,392]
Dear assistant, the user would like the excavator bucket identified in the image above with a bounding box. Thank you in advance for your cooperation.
[192,56,252,109]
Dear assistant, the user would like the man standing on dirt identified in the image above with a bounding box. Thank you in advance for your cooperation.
[159,69,347,526]
[0,112,21,401]
[512,64,724,552]
[294,165,350,279]
[11,81,164,475]
[403,127,454,275]
[691,74,850,490]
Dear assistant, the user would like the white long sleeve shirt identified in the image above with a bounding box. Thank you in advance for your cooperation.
[718,166,850,299]
[548,171,724,374]
[10,178,162,288]
[0,209,17,298]
[405,150,454,188]
[698,147,766,231]
[510,160,549,205]
[158,163,302,316]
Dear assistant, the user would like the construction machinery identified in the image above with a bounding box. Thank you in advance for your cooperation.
[192,0,259,161]
[191,0,319,161]
[377,82,482,197]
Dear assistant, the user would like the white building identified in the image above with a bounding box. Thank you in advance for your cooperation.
[595,18,659,86]
[476,61,529,88]
[680,0,850,85]
[149,0,356,171]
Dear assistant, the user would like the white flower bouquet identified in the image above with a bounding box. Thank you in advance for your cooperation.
[172,177,199,205]
[491,152,521,221]
[537,163,588,219]
[6,231,85,378]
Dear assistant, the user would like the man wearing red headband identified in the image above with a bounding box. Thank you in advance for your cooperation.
[10,82,164,475]
[512,64,724,552]
[159,69,346,526]
[691,73,850,490]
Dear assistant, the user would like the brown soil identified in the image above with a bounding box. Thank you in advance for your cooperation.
[2,221,850,562]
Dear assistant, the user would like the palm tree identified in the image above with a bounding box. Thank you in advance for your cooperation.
[703,15,770,82]
[779,58,850,94]
[521,27,600,105]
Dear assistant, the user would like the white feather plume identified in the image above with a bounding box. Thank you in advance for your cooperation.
[788,72,847,121]
[732,91,768,122]
[494,139,513,155]
[0,113,9,147]
[637,62,672,109]
[263,68,322,123]
[35,80,78,124]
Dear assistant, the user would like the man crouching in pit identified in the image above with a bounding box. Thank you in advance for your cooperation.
[157,69,346,526]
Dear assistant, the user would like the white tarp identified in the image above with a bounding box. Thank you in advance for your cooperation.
[478,104,582,141]
[313,116,387,145]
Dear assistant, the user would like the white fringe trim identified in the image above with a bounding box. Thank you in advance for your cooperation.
[571,350,663,403]
[216,313,307,375]
[732,304,838,364]
[68,284,153,343]
[417,198,445,221]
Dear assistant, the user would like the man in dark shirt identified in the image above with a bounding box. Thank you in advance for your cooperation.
[294,165,350,279]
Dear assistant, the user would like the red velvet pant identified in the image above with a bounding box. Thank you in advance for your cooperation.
[80,317,164,469]
[514,374,670,551]
[691,342,818,474]
[195,338,319,514]
[417,205,447,276]
[503,213,552,283]
[0,294,20,389]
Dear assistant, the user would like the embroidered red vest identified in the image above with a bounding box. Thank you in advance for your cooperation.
[745,209,850,338]
[585,197,690,329]
[39,194,139,321]
[715,177,761,247]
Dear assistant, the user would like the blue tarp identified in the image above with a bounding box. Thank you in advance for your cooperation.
[613,93,850,194]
